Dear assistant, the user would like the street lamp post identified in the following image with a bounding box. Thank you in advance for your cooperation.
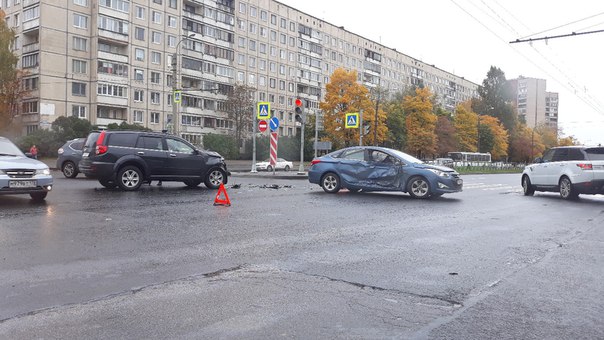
[171,33,195,137]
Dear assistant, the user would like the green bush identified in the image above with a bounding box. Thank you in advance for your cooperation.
[16,129,61,158]
[202,134,239,159]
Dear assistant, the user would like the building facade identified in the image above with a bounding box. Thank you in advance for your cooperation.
[508,76,559,130]
[2,0,479,145]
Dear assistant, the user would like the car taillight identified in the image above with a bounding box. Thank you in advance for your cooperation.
[96,145,108,155]
[95,131,107,155]
[576,163,593,170]
[310,159,321,165]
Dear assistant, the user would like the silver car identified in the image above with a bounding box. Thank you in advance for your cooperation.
[0,136,53,201]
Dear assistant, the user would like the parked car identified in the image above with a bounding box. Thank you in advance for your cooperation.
[521,146,604,199]
[56,138,85,178]
[79,130,229,191]
[308,146,463,199]
[434,157,454,167]
[0,136,53,201]
[255,158,293,171]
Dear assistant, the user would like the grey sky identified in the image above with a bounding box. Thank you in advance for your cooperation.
[278,0,604,145]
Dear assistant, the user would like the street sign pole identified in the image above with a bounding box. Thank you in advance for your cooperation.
[359,109,364,146]
[298,114,305,174]
[251,105,258,173]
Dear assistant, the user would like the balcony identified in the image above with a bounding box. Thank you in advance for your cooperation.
[98,50,129,63]
[22,42,40,54]
[23,0,39,7]
[95,117,126,126]
[99,5,129,21]
[20,113,40,123]
[23,18,40,31]
[98,30,129,44]
[96,95,128,107]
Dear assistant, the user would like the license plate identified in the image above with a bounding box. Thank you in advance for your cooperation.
[83,152,89,157]
[9,180,37,188]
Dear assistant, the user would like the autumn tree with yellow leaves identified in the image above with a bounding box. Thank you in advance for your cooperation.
[479,115,509,160]
[320,68,386,148]
[453,103,479,152]
[403,87,437,158]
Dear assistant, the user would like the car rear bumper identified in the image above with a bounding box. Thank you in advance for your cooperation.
[573,179,604,194]
[78,161,114,179]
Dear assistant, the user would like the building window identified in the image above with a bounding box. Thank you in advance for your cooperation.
[168,0,177,9]
[168,35,175,47]
[73,13,88,29]
[22,101,38,114]
[150,112,160,124]
[72,105,87,118]
[74,0,88,6]
[133,89,144,102]
[135,27,145,41]
[168,16,177,28]
[22,53,38,68]
[152,11,161,24]
[135,6,145,19]
[150,92,160,104]
[23,77,39,90]
[73,36,87,51]
[72,82,86,96]
[135,48,144,61]
[23,6,39,21]
[151,51,161,64]
[150,71,160,84]
[152,31,161,44]
[133,110,143,123]
[134,69,144,80]
[72,59,87,74]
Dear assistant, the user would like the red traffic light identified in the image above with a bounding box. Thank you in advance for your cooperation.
[295,98,302,107]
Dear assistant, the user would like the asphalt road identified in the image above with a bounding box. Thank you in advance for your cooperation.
[0,171,603,339]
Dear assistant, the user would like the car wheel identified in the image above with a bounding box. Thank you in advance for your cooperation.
[183,179,202,187]
[267,165,273,172]
[559,176,578,200]
[284,165,290,171]
[61,161,78,178]
[205,168,226,189]
[117,165,143,191]
[30,192,47,201]
[407,176,430,199]
[522,175,535,196]
[99,178,117,189]
[321,172,341,193]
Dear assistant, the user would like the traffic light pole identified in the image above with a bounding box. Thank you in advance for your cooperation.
[359,109,363,146]
[298,114,305,174]
[251,106,258,173]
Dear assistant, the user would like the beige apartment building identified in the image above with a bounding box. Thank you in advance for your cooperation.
[508,76,559,130]
[2,0,478,145]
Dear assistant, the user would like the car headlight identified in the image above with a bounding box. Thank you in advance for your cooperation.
[36,168,50,175]
[428,169,450,178]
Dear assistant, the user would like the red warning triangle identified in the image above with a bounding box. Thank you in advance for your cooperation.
[213,183,231,206]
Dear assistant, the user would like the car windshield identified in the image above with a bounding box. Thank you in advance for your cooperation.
[389,149,424,164]
[0,138,25,157]
[84,132,100,149]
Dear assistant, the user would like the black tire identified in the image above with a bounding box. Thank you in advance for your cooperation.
[522,175,535,196]
[267,165,273,172]
[204,168,226,189]
[61,161,78,178]
[30,192,47,201]
[559,176,578,200]
[407,176,431,199]
[284,165,290,171]
[183,179,202,187]
[99,178,117,189]
[347,188,361,193]
[117,165,143,191]
[321,172,341,193]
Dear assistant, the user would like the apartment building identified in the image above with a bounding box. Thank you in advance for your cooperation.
[2,0,479,145]
[508,76,559,130]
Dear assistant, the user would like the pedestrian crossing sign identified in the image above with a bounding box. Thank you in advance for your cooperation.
[257,102,271,120]
[345,113,359,128]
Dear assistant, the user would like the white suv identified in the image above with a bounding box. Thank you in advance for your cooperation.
[521,146,604,199]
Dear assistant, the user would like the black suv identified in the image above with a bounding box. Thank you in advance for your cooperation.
[79,131,229,191]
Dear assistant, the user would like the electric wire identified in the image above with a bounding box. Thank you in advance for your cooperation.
[518,11,604,39]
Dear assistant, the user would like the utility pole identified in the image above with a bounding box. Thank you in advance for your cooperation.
[314,109,319,158]
[251,104,258,172]
[477,114,481,153]
[373,84,381,146]
[171,33,194,137]
[359,109,364,146]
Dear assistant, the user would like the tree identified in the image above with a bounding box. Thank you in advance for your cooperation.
[0,10,24,134]
[383,92,406,150]
[454,102,478,152]
[535,124,558,150]
[320,68,374,149]
[106,121,152,132]
[435,115,457,157]
[225,84,255,149]
[509,123,544,163]
[478,123,495,154]
[472,66,517,134]
[51,116,94,142]
[403,87,437,158]
[479,115,509,160]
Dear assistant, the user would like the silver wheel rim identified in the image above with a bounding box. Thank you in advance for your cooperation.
[560,179,570,197]
[323,175,338,191]
[209,170,223,186]
[63,163,75,177]
[523,178,529,192]
[121,169,140,188]
[411,179,429,197]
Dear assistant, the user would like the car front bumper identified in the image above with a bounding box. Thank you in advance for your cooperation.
[0,175,53,195]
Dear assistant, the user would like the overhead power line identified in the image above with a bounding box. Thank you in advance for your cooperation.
[510,29,604,44]
[518,11,604,39]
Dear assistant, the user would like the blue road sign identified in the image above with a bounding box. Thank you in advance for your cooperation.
[345,113,359,128]
[257,102,270,120]
[269,116,279,131]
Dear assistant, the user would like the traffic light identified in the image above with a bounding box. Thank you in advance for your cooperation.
[295,98,304,124]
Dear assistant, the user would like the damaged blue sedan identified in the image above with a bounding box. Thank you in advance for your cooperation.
[308,146,463,199]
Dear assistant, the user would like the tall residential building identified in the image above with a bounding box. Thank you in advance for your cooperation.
[508,76,559,130]
[2,0,479,145]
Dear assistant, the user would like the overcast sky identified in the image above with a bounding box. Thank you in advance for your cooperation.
[278,0,604,145]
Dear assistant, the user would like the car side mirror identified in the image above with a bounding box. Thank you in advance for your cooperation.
[25,152,34,159]
[533,157,543,163]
